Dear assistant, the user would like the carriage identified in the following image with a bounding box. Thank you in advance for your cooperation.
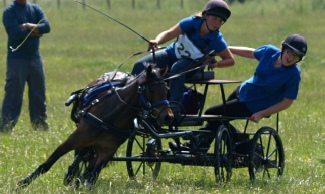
[63,67,285,185]
[112,74,285,183]
[16,55,285,190]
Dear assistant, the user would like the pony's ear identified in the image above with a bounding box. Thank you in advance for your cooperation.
[146,64,153,76]
[158,66,168,77]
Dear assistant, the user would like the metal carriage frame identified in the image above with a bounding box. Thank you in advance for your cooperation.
[111,78,285,183]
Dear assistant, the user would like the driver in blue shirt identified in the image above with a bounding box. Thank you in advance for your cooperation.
[131,0,235,103]
[170,34,308,151]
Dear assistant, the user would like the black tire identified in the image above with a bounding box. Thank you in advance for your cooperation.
[126,124,162,179]
[214,125,232,183]
[248,126,285,180]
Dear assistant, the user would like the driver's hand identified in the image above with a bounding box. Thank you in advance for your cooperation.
[249,112,263,123]
[147,41,158,51]
[205,56,217,70]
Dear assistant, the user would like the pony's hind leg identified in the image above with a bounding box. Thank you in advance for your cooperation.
[73,149,98,188]
[83,157,108,190]
[64,154,82,186]
[83,147,120,189]
[63,148,97,186]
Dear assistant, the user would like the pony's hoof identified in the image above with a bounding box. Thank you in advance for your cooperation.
[63,166,77,186]
[84,179,95,191]
[63,174,73,186]
[74,178,81,189]
[15,178,31,190]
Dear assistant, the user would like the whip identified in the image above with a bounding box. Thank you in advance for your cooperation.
[75,0,156,59]
[75,0,150,43]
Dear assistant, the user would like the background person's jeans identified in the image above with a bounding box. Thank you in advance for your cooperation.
[0,58,47,131]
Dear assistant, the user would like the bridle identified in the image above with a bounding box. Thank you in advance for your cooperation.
[138,79,170,119]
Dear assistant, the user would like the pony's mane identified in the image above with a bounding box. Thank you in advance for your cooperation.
[125,74,137,85]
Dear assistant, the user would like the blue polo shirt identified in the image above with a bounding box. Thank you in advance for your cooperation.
[239,44,301,113]
[165,16,227,58]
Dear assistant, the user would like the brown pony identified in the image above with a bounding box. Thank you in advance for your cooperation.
[16,65,174,190]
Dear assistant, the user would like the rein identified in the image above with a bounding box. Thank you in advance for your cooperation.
[164,50,215,81]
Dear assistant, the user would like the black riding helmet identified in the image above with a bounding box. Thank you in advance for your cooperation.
[281,34,308,62]
[202,0,231,22]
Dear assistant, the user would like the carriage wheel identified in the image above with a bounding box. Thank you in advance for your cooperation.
[248,126,285,180]
[214,125,232,183]
[126,128,162,179]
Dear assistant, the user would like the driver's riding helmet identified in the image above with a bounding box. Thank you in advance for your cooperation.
[202,0,231,22]
[281,34,308,62]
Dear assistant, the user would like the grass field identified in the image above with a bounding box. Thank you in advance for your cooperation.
[0,0,324,193]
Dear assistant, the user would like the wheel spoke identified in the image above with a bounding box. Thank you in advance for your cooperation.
[134,136,145,152]
[267,146,279,160]
[134,162,143,176]
[126,123,161,179]
[214,125,232,184]
[249,127,285,180]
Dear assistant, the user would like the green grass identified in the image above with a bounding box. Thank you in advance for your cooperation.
[0,0,324,193]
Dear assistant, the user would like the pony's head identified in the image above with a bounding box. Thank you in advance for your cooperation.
[137,64,174,126]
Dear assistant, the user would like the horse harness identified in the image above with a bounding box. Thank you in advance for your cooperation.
[65,73,169,138]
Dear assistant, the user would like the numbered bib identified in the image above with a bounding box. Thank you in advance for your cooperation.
[174,34,205,60]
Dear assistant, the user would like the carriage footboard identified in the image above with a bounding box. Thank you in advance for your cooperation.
[139,119,193,139]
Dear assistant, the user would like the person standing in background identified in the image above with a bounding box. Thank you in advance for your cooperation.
[0,0,50,132]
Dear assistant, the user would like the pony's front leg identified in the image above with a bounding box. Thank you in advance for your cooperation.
[16,159,56,190]
[15,166,43,189]
[16,139,75,190]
